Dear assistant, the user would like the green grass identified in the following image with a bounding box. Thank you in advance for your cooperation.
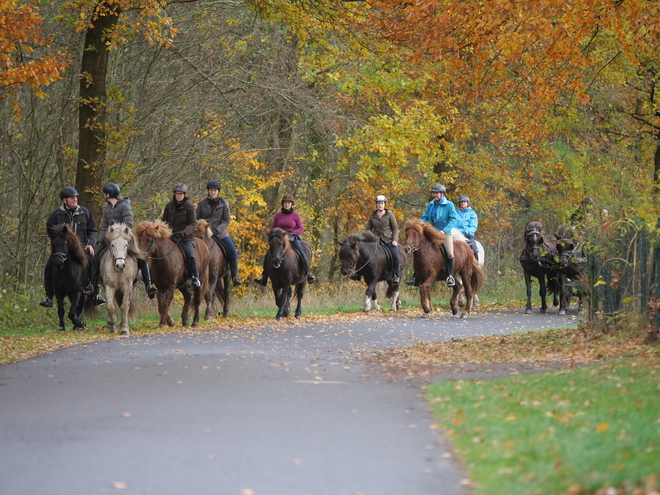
[427,359,660,495]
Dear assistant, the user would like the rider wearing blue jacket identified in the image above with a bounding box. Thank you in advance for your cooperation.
[421,184,457,286]
[455,195,479,259]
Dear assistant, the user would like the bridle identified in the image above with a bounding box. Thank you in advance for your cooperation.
[404,228,435,254]
[143,236,178,261]
[346,241,379,276]
[51,235,69,267]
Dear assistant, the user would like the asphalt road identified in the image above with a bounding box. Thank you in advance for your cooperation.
[0,310,578,495]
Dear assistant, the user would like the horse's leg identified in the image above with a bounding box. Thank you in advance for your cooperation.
[538,274,548,314]
[204,282,216,321]
[222,274,230,317]
[119,287,131,335]
[69,291,85,329]
[419,279,434,316]
[158,289,176,327]
[364,277,378,312]
[180,286,192,327]
[273,286,285,320]
[462,270,474,319]
[56,294,66,331]
[106,286,117,333]
[191,286,202,328]
[449,283,460,316]
[524,271,534,314]
[283,286,292,318]
[294,282,305,318]
[388,281,400,312]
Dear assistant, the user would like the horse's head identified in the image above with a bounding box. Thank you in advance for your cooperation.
[403,219,425,254]
[556,239,587,269]
[106,224,132,271]
[136,220,172,256]
[195,219,212,239]
[338,237,359,276]
[268,228,289,268]
[524,222,545,260]
[49,224,87,270]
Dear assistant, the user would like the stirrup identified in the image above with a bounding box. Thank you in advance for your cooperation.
[254,277,267,286]
[39,297,53,308]
[146,283,157,299]
[232,276,243,287]
[83,283,94,295]
[307,273,316,283]
[446,275,456,287]
[191,276,201,288]
[94,294,106,306]
[392,275,400,283]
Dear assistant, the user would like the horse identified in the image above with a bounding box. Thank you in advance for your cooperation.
[403,219,484,318]
[263,228,312,320]
[194,219,230,319]
[99,223,141,335]
[519,221,561,314]
[554,225,588,314]
[338,231,406,312]
[136,220,210,328]
[451,229,484,309]
[47,224,95,331]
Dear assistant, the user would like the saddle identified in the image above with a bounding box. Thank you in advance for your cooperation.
[379,240,397,274]
[177,242,195,280]
[212,237,231,276]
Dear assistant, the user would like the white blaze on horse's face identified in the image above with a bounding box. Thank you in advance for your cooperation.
[110,238,129,272]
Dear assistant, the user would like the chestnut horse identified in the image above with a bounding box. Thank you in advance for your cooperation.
[338,231,406,312]
[194,219,230,319]
[136,220,209,327]
[264,228,312,320]
[404,219,484,318]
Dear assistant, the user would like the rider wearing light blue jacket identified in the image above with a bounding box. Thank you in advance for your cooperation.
[420,184,457,287]
[455,194,479,259]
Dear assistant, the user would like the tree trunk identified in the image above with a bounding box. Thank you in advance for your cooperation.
[75,2,121,219]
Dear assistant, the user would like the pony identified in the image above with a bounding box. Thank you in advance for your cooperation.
[554,225,588,314]
[194,219,230,319]
[99,223,142,335]
[451,228,485,309]
[338,231,406,312]
[47,223,95,331]
[519,221,561,314]
[136,219,210,328]
[403,219,484,318]
[263,228,312,320]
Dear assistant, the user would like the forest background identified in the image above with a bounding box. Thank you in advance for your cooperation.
[2,0,660,298]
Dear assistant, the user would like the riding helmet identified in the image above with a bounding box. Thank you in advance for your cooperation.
[59,187,79,200]
[102,182,120,199]
[375,195,387,203]
[281,193,295,205]
[173,183,188,194]
[431,184,446,194]
[206,180,221,190]
[458,195,470,203]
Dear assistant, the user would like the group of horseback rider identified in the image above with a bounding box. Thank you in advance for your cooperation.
[39,182,480,307]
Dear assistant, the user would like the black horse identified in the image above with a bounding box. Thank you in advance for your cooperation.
[519,221,560,314]
[554,226,588,314]
[338,231,406,312]
[264,228,313,320]
[47,224,95,330]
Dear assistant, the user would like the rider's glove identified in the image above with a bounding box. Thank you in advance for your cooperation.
[171,232,183,243]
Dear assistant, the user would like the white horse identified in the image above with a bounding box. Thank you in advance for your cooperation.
[100,223,142,335]
[451,229,485,308]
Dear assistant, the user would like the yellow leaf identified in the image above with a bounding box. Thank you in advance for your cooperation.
[596,423,610,432]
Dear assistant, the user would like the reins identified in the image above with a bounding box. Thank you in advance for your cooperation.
[143,236,179,261]
[349,241,380,275]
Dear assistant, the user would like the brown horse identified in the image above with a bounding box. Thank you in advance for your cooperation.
[404,219,484,318]
[136,220,209,327]
[264,228,312,320]
[194,219,230,319]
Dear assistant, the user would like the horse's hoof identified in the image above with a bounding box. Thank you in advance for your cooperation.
[109,328,117,334]
[526,309,532,314]
[559,309,566,315]
[421,313,430,319]
[451,308,459,316]
[461,313,468,319]
[276,315,283,320]
[120,330,129,336]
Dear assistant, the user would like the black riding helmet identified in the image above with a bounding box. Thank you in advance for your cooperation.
[206,180,221,190]
[173,183,188,193]
[60,187,79,200]
[459,195,470,203]
[431,184,446,194]
[102,182,120,199]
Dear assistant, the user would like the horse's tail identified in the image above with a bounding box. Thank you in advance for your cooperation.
[547,273,562,299]
[471,259,485,294]
[84,297,99,318]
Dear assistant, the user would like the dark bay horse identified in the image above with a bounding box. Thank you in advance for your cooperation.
[554,225,588,314]
[338,231,406,312]
[136,220,209,328]
[47,224,95,331]
[195,219,230,319]
[403,219,484,318]
[519,221,561,314]
[264,228,312,320]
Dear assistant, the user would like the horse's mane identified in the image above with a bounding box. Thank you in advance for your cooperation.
[106,223,144,259]
[268,228,292,250]
[50,224,89,269]
[194,219,213,239]
[525,221,544,235]
[404,219,444,247]
[136,219,172,239]
[346,231,380,244]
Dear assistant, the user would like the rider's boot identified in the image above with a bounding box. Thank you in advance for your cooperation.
[189,257,201,288]
[230,257,242,286]
[446,257,456,287]
[405,274,419,286]
[349,272,361,281]
[302,256,315,283]
[40,286,54,308]
[139,258,157,299]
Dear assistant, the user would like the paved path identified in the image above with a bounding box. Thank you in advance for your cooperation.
[0,310,578,495]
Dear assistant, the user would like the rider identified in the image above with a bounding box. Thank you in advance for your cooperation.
[420,184,457,287]
[455,194,479,260]
[161,183,201,288]
[91,182,157,299]
[361,194,401,283]
[40,186,105,307]
[254,193,315,285]
[196,179,242,286]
